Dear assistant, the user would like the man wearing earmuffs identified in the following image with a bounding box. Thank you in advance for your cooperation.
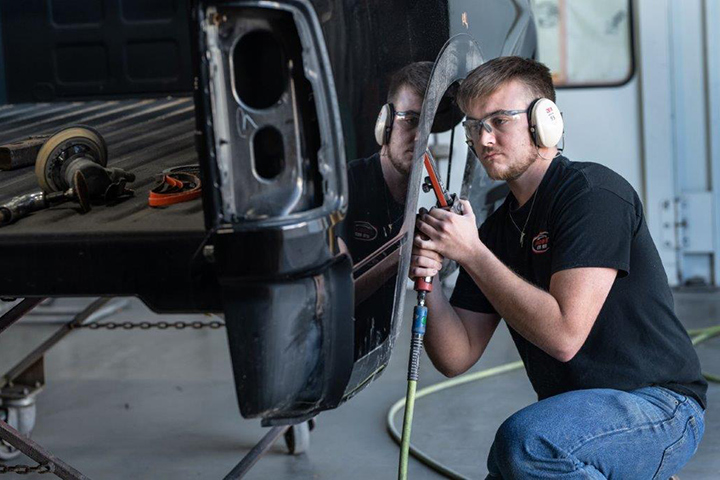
[411,56,706,479]
[345,62,432,360]
[346,61,432,264]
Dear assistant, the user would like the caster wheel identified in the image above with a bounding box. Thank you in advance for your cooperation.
[283,421,311,455]
[0,397,37,462]
[35,125,107,193]
[0,440,20,461]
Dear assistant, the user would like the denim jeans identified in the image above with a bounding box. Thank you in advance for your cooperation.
[485,386,705,479]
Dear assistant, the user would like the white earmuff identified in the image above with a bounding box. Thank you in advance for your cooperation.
[374,103,394,146]
[529,98,564,148]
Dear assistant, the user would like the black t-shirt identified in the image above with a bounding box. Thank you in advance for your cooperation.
[346,153,405,263]
[346,153,405,359]
[450,156,708,408]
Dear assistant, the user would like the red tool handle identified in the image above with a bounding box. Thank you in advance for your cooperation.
[423,153,448,208]
[414,152,450,292]
[415,276,433,292]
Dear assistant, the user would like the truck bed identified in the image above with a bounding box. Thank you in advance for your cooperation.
[0,97,204,234]
[0,97,222,312]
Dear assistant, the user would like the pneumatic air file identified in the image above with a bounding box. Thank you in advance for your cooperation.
[399,149,463,480]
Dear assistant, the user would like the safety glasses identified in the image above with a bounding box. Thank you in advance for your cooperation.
[462,108,527,140]
[394,110,420,130]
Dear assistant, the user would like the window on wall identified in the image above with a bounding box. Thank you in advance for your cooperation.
[531,0,634,87]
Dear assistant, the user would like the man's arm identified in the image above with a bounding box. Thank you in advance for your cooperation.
[461,249,616,362]
[415,199,617,363]
[424,287,501,377]
[410,246,500,377]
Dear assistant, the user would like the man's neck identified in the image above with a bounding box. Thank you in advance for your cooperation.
[507,151,557,207]
[379,151,408,205]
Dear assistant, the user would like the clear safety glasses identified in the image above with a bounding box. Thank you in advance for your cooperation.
[394,110,420,130]
[462,109,527,140]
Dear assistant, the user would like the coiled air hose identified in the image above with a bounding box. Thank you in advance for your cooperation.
[388,324,720,479]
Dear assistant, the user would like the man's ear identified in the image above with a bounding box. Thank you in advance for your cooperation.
[528,98,564,148]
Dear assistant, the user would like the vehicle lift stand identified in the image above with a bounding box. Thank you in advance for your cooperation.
[0,298,102,479]
[0,298,313,479]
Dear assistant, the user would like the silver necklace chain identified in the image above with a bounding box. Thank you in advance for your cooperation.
[509,188,538,247]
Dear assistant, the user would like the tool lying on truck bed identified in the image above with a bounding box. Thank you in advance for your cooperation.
[148,165,202,207]
[0,126,135,226]
[0,135,50,171]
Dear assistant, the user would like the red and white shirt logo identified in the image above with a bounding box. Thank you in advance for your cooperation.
[532,232,550,254]
[354,221,378,241]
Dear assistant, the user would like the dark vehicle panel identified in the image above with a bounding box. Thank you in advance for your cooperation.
[0,0,194,102]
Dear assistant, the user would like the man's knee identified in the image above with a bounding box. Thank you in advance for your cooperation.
[489,409,577,478]
[494,410,548,456]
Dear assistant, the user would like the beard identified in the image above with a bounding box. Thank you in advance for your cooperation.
[484,150,537,182]
[388,149,413,177]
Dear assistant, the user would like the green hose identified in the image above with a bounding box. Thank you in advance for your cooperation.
[399,296,430,479]
[691,325,720,345]
[692,325,720,383]
[389,362,524,480]
[399,380,417,479]
[388,326,720,479]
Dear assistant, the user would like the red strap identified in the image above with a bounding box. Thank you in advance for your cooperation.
[148,172,202,207]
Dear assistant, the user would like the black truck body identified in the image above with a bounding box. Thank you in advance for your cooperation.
[0,0,536,423]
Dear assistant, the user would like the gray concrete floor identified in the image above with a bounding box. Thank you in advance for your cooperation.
[0,289,718,480]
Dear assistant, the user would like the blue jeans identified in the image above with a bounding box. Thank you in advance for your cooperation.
[485,386,705,479]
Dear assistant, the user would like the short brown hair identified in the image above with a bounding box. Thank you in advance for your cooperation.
[387,61,434,103]
[456,56,555,113]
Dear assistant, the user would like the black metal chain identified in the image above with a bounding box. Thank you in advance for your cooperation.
[0,463,53,475]
[70,320,225,330]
